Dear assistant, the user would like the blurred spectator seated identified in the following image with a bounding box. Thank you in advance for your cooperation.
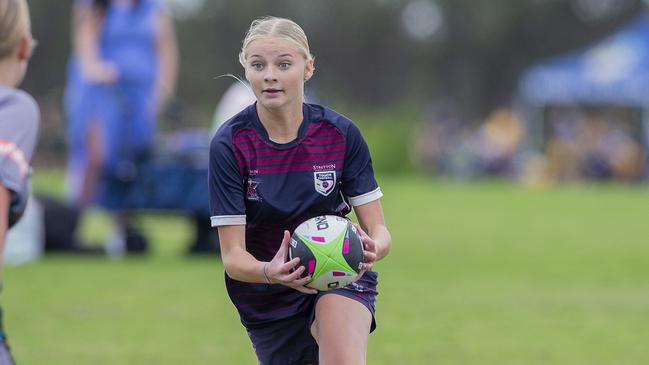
[412,102,525,179]
[473,108,525,177]
[542,107,645,183]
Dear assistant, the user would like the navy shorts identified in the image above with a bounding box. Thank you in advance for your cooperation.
[246,271,378,365]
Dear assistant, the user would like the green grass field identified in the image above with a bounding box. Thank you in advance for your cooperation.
[4,174,649,364]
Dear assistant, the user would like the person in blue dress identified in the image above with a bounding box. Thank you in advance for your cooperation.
[0,0,39,362]
[64,0,178,254]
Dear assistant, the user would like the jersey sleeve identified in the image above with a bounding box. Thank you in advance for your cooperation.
[0,91,39,200]
[341,123,383,206]
[208,134,246,227]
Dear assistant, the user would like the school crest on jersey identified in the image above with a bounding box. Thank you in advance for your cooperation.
[314,171,336,196]
[246,178,262,201]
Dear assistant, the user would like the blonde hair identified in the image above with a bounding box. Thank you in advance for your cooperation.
[0,0,31,60]
[239,16,313,68]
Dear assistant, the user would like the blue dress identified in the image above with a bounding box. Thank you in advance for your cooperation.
[65,0,161,208]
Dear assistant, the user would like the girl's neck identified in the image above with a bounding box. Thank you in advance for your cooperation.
[257,101,304,144]
[0,61,20,88]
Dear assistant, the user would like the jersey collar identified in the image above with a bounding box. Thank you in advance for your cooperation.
[249,103,322,150]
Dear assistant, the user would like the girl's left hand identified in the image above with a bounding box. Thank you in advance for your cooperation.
[354,224,377,277]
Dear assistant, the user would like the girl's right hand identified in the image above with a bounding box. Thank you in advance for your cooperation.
[84,61,118,83]
[265,230,318,294]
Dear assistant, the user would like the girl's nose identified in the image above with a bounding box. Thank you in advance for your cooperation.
[264,67,278,82]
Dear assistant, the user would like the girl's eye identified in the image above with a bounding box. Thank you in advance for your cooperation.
[251,63,263,70]
[279,62,291,69]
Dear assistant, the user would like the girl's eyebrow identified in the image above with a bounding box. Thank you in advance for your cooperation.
[248,53,294,60]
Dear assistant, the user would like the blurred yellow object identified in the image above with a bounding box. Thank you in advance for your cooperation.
[483,108,525,158]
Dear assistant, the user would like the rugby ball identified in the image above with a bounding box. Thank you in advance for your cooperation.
[289,215,364,291]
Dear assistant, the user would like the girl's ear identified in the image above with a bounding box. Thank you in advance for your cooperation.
[304,58,314,81]
[17,35,32,61]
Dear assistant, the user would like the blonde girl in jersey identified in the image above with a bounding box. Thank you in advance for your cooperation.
[209,16,391,365]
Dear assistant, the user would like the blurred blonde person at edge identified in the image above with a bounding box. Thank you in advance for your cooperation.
[0,0,39,363]
[209,16,391,365]
[64,0,178,254]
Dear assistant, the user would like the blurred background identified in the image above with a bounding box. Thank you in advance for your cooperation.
[5,0,649,364]
[24,0,649,182]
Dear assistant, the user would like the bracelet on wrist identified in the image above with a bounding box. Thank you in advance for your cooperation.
[263,263,272,284]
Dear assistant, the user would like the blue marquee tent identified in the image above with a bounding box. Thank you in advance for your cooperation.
[518,13,649,152]
[519,13,649,107]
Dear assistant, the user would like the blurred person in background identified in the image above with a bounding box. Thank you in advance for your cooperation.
[0,0,39,362]
[64,0,178,255]
[473,108,525,177]
[580,116,644,182]
[542,108,645,183]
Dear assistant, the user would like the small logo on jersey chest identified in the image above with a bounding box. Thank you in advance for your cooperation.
[314,171,336,196]
[246,178,262,201]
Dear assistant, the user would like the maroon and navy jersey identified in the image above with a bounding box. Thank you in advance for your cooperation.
[208,102,382,327]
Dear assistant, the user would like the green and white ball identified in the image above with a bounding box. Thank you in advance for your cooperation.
[289,215,364,291]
